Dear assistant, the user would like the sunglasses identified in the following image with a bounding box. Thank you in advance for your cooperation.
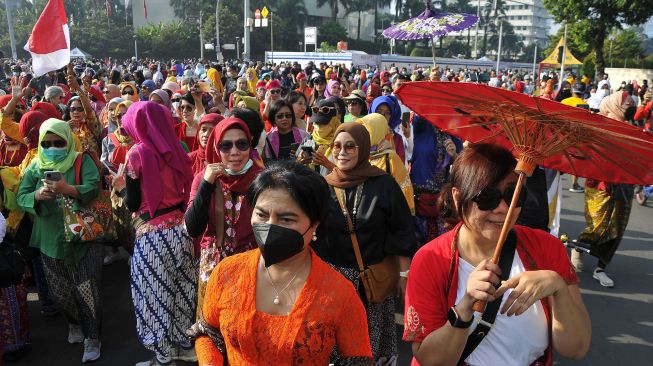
[382,88,392,93]
[116,113,126,120]
[103,90,110,94]
[311,106,336,114]
[171,98,181,103]
[472,184,527,211]
[269,89,281,95]
[40,140,67,149]
[275,113,293,119]
[122,90,134,96]
[69,107,84,113]
[331,141,358,154]
[218,138,250,153]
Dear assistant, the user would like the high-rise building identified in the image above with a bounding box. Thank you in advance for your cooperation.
[466,0,553,48]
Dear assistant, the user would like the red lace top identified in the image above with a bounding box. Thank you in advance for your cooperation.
[195,249,373,365]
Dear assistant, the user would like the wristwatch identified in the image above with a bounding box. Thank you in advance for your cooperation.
[448,306,473,329]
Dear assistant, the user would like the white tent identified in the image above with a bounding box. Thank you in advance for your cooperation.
[70,47,92,59]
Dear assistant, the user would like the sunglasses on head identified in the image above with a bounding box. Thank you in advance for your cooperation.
[122,90,134,96]
[69,107,84,113]
[311,106,336,114]
[269,89,281,95]
[330,141,358,154]
[472,184,527,211]
[218,138,250,153]
[40,140,66,149]
[275,113,293,119]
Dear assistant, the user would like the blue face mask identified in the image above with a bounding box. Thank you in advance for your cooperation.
[42,147,68,162]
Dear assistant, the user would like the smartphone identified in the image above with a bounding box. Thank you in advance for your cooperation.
[401,112,411,128]
[197,80,211,93]
[300,145,314,155]
[44,171,62,181]
[289,142,300,151]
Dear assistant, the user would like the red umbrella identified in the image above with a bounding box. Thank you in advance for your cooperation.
[395,81,653,312]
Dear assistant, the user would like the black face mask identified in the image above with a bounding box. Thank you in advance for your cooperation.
[624,106,637,121]
[253,223,309,267]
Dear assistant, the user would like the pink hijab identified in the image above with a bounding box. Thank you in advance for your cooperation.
[122,101,193,216]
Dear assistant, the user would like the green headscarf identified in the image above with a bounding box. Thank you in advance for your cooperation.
[37,118,79,172]
[235,95,261,118]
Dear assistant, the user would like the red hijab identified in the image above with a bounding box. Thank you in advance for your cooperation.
[19,111,49,150]
[189,113,224,176]
[31,102,62,119]
[205,117,262,193]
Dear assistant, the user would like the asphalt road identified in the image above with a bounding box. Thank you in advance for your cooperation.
[14,176,653,365]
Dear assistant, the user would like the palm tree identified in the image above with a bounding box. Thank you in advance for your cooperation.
[481,0,506,56]
[271,0,308,49]
[346,0,374,40]
[316,0,352,21]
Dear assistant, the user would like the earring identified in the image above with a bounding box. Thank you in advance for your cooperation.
[312,232,317,242]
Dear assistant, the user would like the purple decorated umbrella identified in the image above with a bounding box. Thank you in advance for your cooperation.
[382,1,478,65]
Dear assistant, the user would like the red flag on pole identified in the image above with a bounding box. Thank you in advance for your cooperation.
[143,0,148,19]
[106,0,111,17]
[23,0,70,77]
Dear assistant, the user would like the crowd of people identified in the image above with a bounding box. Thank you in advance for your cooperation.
[0,55,649,366]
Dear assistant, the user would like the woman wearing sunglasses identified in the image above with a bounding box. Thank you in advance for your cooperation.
[17,119,103,363]
[118,81,139,103]
[404,143,590,366]
[120,102,197,366]
[317,123,416,365]
[185,117,263,319]
[174,91,206,152]
[64,72,101,159]
[263,100,307,163]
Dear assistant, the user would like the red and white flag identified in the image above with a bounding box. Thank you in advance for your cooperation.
[143,0,148,19]
[23,0,70,77]
[106,0,112,17]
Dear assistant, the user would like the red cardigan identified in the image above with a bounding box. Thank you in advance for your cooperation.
[403,223,579,366]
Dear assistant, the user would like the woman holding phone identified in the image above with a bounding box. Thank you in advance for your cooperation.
[17,119,103,363]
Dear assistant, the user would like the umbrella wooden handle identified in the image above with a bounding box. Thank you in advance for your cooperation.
[472,172,527,313]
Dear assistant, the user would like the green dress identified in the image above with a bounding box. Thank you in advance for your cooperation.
[17,154,100,264]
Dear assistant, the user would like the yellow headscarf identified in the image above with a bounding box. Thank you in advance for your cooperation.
[358,114,415,213]
[113,100,134,144]
[118,81,139,102]
[207,67,224,94]
[312,115,340,158]
[245,67,259,95]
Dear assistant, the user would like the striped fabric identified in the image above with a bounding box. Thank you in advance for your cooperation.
[130,223,197,357]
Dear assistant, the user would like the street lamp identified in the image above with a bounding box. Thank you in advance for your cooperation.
[236,37,241,59]
[133,34,138,60]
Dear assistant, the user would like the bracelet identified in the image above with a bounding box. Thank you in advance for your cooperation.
[400,270,409,278]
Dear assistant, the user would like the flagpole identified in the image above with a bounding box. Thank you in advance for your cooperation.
[558,24,567,89]
[5,0,17,59]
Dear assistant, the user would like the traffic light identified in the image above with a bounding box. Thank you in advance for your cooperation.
[557,46,564,64]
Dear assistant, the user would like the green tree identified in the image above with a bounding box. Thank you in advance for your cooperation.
[318,20,348,46]
[603,27,646,68]
[542,0,653,78]
[480,0,506,56]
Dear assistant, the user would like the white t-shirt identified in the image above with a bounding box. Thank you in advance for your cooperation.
[456,253,548,366]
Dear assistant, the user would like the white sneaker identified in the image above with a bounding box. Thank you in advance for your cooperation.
[82,338,101,363]
[68,324,84,344]
[570,250,583,272]
[593,268,614,288]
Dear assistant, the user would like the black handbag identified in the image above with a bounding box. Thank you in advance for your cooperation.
[0,240,25,288]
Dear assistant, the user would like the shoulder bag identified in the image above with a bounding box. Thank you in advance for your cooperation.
[62,152,117,243]
[334,185,400,303]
